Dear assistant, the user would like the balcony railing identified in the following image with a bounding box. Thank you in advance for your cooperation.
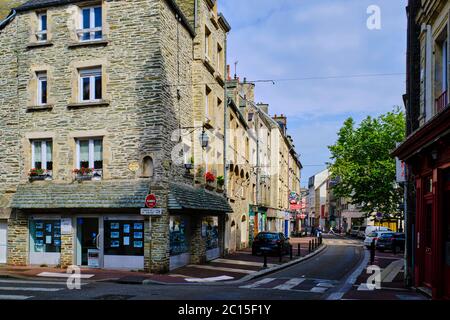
[436,90,448,114]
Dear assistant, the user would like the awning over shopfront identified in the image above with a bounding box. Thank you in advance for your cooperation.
[168,183,232,213]
[11,181,151,209]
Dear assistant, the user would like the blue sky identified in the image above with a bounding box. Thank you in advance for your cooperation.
[218,0,407,187]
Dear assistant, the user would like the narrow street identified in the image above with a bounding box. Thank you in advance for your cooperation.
[0,236,366,300]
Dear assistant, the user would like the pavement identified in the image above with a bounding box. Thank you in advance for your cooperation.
[337,240,429,300]
[0,236,320,285]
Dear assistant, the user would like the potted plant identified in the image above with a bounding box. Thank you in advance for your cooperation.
[29,168,50,181]
[73,167,94,181]
[216,175,224,193]
[205,172,216,190]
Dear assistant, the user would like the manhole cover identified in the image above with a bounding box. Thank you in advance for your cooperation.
[95,294,135,300]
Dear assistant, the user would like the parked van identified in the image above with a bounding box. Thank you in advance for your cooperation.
[364,226,392,237]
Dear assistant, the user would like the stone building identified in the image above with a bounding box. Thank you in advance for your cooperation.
[0,0,231,272]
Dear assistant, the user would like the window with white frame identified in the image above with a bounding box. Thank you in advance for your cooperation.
[79,68,102,102]
[78,6,102,41]
[36,13,47,42]
[76,138,103,177]
[37,72,48,105]
[31,140,53,175]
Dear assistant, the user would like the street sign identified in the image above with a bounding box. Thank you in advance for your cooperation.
[141,208,163,216]
[145,194,157,208]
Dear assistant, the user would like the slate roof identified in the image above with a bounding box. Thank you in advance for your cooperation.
[14,0,86,12]
[11,180,151,209]
[168,183,232,213]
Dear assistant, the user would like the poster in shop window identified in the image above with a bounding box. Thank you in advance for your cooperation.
[123,224,130,234]
[124,237,130,246]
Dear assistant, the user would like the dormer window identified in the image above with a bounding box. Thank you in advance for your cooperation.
[78,6,102,42]
[36,13,47,42]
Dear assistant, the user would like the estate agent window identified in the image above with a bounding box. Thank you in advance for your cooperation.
[79,68,102,102]
[76,138,103,177]
[78,6,102,41]
[104,220,144,256]
[37,71,47,105]
[36,13,47,42]
[31,140,53,174]
[30,220,61,253]
[170,216,189,256]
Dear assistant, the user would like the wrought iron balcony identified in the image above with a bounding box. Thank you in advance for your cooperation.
[436,90,448,114]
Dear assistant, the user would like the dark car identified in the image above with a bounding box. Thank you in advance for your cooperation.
[376,232,405,252]
[252,232,290,256]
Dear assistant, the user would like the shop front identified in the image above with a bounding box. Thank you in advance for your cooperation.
[168,183,232,270]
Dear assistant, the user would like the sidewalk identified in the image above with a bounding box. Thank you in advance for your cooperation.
[0,236,320,285]
[341,248,429,300]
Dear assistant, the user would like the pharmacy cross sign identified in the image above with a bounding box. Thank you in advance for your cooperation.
[145,194,157,208]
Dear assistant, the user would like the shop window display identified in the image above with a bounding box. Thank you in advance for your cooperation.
[30,220,61,253]
[205,217,219,250]
[170,216,189,256]
[104,220,144,256]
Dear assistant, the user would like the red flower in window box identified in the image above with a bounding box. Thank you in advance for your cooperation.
[205,172,216,183]
[73,168,94,176]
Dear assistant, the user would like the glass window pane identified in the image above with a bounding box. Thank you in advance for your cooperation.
[79,140,89,167]
[94,7,102,27]
[94,76,102,100]
[46,141,52,171]
[82,9,90,29]
[94,139,103,170]
[82,77,90,101]
[41,80,47,104]
[41,15,47,31]
[34,141,42,168]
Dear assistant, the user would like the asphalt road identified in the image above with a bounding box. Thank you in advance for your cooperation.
[0,236,364,300]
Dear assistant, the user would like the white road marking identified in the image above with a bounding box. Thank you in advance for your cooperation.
[213,258,276,267]
[37,272,94,279]
[310,287,328,293]
[240,277,276,289]
[0,286,62,292]
[273,278,305,290]
[186,265,255,274]
[0,294,32,300]
[185,276,234,283]
[317,282,334,288]
[0,279,85,286]
[381,260,404,282]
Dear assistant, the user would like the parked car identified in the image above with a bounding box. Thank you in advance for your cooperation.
[350,226,360,237]
[252,232,290,256]
[364,226,392,237]
[357,226,367,239]
[376,233,405,252]
[363,231,393,248]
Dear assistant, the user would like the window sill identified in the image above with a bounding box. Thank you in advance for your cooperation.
[26,104,53,112]
[26,41,54,49]
[68,101,110,109]
[203,58,215,75]
[68,39,109,48]
[215,73,225,87]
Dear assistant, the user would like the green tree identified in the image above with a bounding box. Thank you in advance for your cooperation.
[328,108,406,220]
[0,1,26,21]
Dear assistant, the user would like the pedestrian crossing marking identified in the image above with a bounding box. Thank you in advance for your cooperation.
[0,294,32,300]
[273,278,305,290]
[0,286,62,292]
[310,287,328,293]
[240,277,276,289]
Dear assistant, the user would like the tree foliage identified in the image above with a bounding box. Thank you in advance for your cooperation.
[328,108,406,219]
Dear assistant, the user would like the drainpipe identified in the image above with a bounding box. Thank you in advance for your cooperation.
[223,31,229,257]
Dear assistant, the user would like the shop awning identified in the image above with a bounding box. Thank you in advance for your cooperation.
[11,181,150,209]
[168,183,232,213]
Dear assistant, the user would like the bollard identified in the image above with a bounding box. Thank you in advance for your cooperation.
[309,240,312,253]
[320,235,323,246]
[370,240,376,265]
[392,239,397,255]
[297,243,301,256]
[263,251,268,268]
[290,245,293,260]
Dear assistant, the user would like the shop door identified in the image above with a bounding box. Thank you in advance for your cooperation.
[423,200,434,287]
[0,221,6,264]
[77,218,101,268]
[230,221,236,253]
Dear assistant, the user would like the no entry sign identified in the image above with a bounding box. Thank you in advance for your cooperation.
[145,194,157,208]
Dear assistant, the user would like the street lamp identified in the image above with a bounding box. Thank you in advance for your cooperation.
[199,129,209,149]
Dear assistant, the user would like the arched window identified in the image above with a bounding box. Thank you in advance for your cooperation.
[142,156,154,177]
